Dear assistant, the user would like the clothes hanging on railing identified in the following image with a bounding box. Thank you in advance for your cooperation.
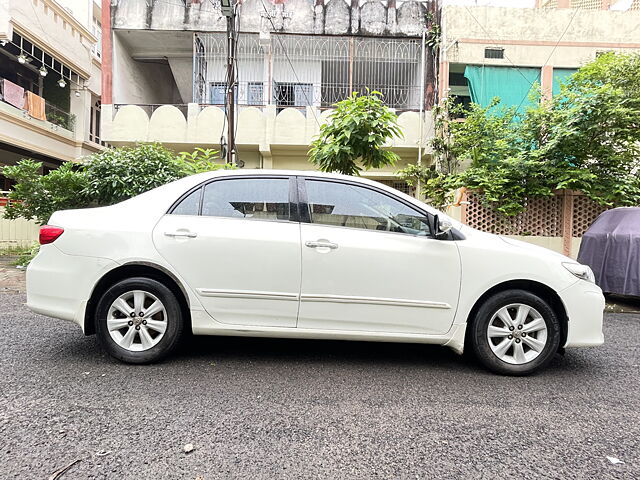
[2,79,25,109]
[25,91,46,121]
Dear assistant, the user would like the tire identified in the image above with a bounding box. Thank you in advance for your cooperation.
[95,277,184,364]
[469,289,561,376]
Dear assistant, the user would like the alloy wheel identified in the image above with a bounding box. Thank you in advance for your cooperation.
[487,303,548,365]
[107,290,168,352]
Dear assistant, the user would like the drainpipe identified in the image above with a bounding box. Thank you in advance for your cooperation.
[416,29,426,200]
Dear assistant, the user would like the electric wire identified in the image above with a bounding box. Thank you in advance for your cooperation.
[259,0,322,128]
[462,4,579,122]
[509,6,581,118]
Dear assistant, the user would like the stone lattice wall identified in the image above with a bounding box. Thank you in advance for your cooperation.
[463,191,608,238]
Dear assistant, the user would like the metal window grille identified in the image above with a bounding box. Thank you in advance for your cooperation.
[484,47,504,59]
[377,180,415,197]
[92,19,102,59]
[194,33,425,110]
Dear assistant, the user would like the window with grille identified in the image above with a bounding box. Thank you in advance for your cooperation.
[377,180,415,197]
[247,82,263,106]
[484,47,504,59]
[89,97,106,146]
[92,18,102,59]
[194,33,424,111]
[274,82,313,109]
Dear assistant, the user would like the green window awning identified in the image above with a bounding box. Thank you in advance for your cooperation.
[463,65,541,114]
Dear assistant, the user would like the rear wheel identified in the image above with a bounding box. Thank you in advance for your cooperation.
[95,277,184,364]
[470,289,561,375]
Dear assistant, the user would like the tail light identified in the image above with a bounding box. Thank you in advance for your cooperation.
[39,225,64,245]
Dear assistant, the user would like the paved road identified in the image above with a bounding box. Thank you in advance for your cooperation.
[0,293,638,479]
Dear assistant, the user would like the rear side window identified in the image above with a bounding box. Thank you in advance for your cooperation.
[201,178,290,221]
[172,187,202,216]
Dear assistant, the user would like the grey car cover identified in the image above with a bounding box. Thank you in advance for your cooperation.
[577,207,640,296]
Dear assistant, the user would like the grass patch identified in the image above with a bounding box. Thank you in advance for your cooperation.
[0,243,39,267]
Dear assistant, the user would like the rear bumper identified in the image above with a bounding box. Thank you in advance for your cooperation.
[559,280,605,348]
[26,245,117,332]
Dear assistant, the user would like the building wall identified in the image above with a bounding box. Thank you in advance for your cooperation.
[2,0,104,157]
[441,6,640,68]
[9,0,96,78]
[111,0,432,36]
[112,33,181,105]
[101,103,434,164]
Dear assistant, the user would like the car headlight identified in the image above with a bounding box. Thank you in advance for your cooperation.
[562,262,596,283]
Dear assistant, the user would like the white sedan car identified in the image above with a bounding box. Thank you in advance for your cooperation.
[26,170,604,375]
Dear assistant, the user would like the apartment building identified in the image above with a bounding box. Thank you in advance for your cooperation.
[440,0,640,112]
[99,0,438,191]
[0,0,103,191]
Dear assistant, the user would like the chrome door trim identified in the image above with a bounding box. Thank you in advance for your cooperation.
[305,240,338,249]
[197,288,300,301]
[300,294,451,309]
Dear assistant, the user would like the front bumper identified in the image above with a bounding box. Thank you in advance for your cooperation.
[26,245,118,332]
[559,280,605,348]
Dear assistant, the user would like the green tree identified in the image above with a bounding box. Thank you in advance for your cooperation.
[2,143,227,223]
[83,143,185,205]
[400,52,640,215]
[2,160,88,224]
[176,147,231,175]
[309,91,403,176]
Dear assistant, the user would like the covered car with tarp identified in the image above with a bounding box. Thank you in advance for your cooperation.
[577,207,640,296]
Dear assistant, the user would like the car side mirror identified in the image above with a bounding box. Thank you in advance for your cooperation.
[433,214,453,239]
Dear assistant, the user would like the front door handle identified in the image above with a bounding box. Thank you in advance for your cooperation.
[164,231,198,238]
[305,240,338,249]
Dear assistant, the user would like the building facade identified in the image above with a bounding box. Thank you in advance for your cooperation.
[0,0,104,191]
[99,0,438,189]
[440,1,640,114]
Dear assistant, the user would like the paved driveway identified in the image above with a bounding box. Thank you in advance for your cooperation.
[0,292,638,479]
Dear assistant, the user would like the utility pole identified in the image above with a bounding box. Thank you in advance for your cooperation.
[222,0,236,165]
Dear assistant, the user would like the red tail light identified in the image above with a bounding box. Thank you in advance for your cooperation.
[39,225,64,245]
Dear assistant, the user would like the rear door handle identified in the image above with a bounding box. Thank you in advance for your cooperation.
[305,240,338,249]
[164,231,198,238]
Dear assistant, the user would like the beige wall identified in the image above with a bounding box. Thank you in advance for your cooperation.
[3,0,103,160]
[0,208,39,248]
[112,34,182,105]
[442,6,640,67]
[0,101,101,162]
[101,103,434,172]
[9,0,97,79]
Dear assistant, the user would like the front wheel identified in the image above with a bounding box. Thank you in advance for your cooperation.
[95,277,184,364]
[470,289,561,376]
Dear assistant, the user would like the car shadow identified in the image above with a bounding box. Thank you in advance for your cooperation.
[175,334,467,368]
[42,327,600,377]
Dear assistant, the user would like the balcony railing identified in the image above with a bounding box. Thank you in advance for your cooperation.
[0,76,75,133]
[45,101,75,132]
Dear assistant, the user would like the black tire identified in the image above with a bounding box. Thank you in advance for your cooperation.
[95,277,184,364]
[470,289,561,376]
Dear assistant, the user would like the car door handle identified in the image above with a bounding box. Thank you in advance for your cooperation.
[305,240,338,249]
[164,231,198,238]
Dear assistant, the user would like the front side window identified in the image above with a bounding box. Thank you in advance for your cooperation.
[306,180,431,236]
[202,178,290,221]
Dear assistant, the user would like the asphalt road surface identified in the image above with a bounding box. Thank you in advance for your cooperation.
[1,292,638,480]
